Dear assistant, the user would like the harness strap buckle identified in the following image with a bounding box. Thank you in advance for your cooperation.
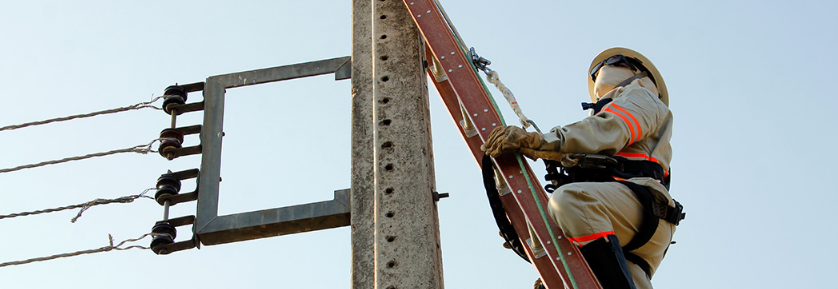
[570,154,619,170]
[666,199,686,226]
[650,199,685,226]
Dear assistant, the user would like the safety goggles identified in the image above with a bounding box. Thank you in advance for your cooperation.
[589,55,642,82]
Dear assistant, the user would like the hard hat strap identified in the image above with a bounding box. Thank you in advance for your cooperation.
[616,71,649,88]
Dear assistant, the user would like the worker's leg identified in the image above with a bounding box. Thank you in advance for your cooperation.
[548,182,643,241]
[548,182,661,288]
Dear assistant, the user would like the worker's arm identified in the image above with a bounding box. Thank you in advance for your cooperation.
[545,85,668,155]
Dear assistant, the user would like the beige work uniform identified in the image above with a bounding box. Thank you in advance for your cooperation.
[543,80,675,288]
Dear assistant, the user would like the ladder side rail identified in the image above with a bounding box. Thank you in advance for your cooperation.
[522,156,602,284]
[493,154,600,289]
[426,59,566,288]
[406,1,602,288]
[424,58,483,158]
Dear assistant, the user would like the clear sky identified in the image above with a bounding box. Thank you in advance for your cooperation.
[1,0,836,288]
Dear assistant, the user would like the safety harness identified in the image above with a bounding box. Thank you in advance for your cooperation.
[542,154,684,278]
[479,60,683,279]
[482,153,685,278]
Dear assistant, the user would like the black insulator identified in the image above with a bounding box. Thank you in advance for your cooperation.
[158,139,182,159]
[151,221,177,255]
[159,128,184,144]
[158,128,184,160]
[164,85,187,99]
[162,95,186,115]
[155,172,182,205]
[162,85,187,115]
[151,234,175,255]
[155,185,179,205]
[152,221,178,239]
[156,173,182,192]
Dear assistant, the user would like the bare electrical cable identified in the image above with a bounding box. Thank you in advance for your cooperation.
[0,95,162,132]
[0,233,152,268]
[0,139,161,174]
[0,188,155,222]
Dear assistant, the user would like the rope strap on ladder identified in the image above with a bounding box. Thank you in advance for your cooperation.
[469,48,540,133]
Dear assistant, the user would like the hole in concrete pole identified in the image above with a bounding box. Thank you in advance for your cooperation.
[386,260,397,268]
[386,286,396,289]
[384,164,394,171]
[380,119,392,126]
[380,34,387,40]
[380,55,389,61]
[380,15,387,19]
[386,235,396,242]
[385,211,395,218]
[381,76,389,82]
[381,141,393,149]
[385,187,394,195]
[378,97,391,104]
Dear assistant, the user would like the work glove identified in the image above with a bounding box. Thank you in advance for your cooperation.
[520,147,565,161]
[481,126,564,161]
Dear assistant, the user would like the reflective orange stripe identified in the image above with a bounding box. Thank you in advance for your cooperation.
[604,107,635,146]
[616,152,659,163]
[610,103,642,144]
[616,152,670,177]
[567,231,614,246]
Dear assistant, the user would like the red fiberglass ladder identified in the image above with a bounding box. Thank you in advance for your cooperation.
[403,1,602,288]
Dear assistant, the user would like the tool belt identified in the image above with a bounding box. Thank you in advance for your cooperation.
[543,154,685,278]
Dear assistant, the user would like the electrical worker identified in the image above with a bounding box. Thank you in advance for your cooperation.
[481,47,683,289]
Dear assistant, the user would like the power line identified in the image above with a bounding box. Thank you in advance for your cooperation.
[0,139,160,174]
[0,233,151,268]
[0,96,168,267]
[0,188,155,223]
[0,96,162,132]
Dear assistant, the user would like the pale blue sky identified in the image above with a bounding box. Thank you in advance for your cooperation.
[1,1,836,288]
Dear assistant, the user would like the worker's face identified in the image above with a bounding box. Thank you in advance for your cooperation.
[592,65,635,102]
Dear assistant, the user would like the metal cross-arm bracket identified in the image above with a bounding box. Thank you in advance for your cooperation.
[156,56,352,250]
[198,189,350,245]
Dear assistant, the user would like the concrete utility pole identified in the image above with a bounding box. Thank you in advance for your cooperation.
[351,0,444,288]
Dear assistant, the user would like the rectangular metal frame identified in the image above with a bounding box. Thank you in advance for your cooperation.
[194,56,352,245]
